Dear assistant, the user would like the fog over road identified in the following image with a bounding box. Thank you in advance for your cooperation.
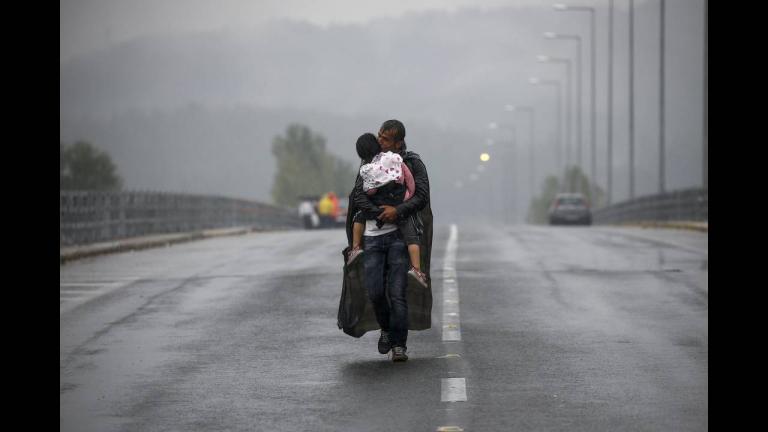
[60,225,707,431]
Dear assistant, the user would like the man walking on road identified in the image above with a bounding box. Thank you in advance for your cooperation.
[352,119,431,362]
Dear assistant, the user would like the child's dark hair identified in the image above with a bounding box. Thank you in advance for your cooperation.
[356,133,380,163]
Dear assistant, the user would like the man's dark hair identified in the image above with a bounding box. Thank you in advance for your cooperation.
[380,119,406,143]
[356,133,380,162]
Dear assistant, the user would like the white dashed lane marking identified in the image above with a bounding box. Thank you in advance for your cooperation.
[437,225,467,432]
[441,378,467,402]
[439,225,467,402]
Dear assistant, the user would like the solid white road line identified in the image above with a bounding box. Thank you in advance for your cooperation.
[442,224,461,342]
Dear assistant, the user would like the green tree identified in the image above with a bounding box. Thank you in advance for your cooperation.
[527,175,561,224]
[270,124,356,207]
[563,165,605,208]
[60,140,123,191]
[332,157,356,201]
[526,165,605,223]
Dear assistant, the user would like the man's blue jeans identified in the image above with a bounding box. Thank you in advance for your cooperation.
[363,230,409,348]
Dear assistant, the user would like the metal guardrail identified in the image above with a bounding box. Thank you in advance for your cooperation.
[593,187,707,225]
[60,191,300,246]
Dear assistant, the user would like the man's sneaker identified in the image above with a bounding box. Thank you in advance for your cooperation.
[391,346,408,362]
[347,247,363,266]
[408,267,428,288]
[378,331,392,354]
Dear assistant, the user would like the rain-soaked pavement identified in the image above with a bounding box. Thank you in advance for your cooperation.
[60,224,707,431]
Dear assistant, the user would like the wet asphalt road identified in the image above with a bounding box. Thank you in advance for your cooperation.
[60,224,708,431]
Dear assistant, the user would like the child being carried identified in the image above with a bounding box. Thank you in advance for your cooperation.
[347,133,427,288]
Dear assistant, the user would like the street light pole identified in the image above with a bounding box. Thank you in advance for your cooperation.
[529,78,563,188]
[703,0,708,190]
[537,55,573,187]
[553,4,597,200]
[608,0,614,205]
[629,0,635,199]
[589,7,597,202]
[505,105,536,202]
[511,125,518,223]
[659,0,666,194]
[544,33,583,175]
[488,121,519,223]
[531,109,536,201]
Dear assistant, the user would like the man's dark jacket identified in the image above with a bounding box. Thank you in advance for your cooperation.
[356,181,406,226]
[337,149,433,337]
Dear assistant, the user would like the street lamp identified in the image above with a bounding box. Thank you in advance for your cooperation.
[488,121,520,224]
[529,77,564,189]
[629,0,635,199]
[536,55,574,184]
[544,32,583,174]
[553,3,598,202]
[505,105,536,203]
[659,0,666,194]
[608,0,614,204]
[703,0,707,190]
[508,125,518,223]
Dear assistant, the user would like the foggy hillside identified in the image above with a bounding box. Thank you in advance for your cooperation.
[60,2,705,216]
[59,104,482,218]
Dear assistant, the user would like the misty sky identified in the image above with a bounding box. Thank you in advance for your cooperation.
[60,0,703,222]
[61,0,542,61]
[60,0,654,61]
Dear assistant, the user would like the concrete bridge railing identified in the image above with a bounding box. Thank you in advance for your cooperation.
[60,191,300,247]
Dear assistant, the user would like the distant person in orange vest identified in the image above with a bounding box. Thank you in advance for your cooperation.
[327,191,340,219]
